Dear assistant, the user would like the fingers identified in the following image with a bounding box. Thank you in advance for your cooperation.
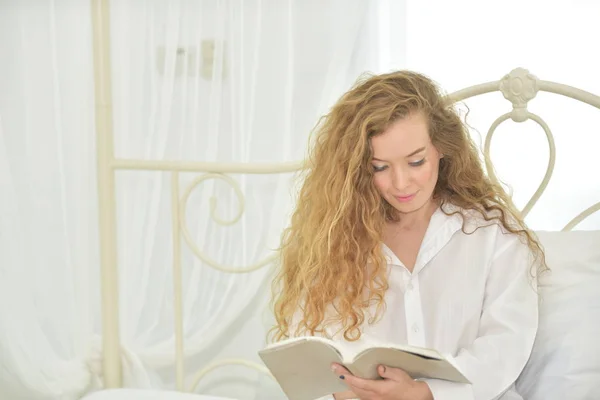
[331,363,409,382]
[331,363,351,378]
[331,363,378,393]
[378,364,412,381]
[330,363,417,400]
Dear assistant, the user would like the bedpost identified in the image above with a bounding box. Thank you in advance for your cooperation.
[91,0,122,388]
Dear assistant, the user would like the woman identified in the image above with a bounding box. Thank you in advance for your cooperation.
[269,71,545,400]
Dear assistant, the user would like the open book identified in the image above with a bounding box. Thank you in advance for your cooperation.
[259,336,469,400]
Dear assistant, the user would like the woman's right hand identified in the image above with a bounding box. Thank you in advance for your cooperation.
[333,390,358,399]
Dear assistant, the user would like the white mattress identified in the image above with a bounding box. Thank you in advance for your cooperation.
[82,389,237,400]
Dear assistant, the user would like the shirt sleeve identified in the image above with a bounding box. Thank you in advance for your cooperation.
[423,234,539,400]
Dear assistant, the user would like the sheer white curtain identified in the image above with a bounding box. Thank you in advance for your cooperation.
[405,0,600,231]
[109,0,376,397]
[0,1,100,399]
[0,0,394,399]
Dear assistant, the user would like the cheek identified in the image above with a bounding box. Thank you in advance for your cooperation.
[373,174,389,194]
[414,163,438,187]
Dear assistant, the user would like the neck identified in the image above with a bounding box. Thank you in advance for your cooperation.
[396,198,438,230]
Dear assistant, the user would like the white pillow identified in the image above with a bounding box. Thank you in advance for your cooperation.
[516,230,600,399]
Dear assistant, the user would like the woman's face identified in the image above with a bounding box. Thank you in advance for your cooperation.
[370,111,442,215]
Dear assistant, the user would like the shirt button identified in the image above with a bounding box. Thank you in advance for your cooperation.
[407,282,414,291]
[412,324,420,333]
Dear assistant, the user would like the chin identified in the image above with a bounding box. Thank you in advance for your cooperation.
[394,204,422,214]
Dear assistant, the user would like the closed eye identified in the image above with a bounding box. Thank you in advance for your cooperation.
[409,158,425,167]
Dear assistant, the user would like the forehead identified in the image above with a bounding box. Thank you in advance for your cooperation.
[371,112,430,157]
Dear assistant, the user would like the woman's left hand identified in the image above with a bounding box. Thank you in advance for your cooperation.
[331,363,433,400]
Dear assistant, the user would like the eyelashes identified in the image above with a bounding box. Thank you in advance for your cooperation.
[372,158,426,172]
[409,158,425,167]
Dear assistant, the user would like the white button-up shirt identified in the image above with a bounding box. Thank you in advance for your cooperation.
[315,204,539,400]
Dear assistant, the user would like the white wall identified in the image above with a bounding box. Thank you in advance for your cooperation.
[406,0,600,231]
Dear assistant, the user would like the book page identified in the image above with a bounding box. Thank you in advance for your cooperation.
[349,347,470,383]
[259,338,350,400]
[353,342,443,361]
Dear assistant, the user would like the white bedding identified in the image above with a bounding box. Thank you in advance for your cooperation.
[82,389,237,400]
[516,230,600,399]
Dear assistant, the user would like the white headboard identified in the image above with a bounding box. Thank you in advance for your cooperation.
[90,2,600,395]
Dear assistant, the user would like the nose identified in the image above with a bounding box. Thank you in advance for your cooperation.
[392,166,410,191]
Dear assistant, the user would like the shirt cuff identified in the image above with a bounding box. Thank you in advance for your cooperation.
[422,379,474,400]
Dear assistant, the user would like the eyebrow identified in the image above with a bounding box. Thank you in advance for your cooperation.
[372,146,426,161]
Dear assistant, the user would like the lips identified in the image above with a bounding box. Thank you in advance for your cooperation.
[395,193,416,203]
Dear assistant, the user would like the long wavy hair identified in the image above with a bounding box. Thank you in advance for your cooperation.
[269,70,546,342]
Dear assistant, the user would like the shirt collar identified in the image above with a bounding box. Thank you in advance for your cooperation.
[382,203,464,274]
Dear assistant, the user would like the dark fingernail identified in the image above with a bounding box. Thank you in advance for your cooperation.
[339,375,345,380]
